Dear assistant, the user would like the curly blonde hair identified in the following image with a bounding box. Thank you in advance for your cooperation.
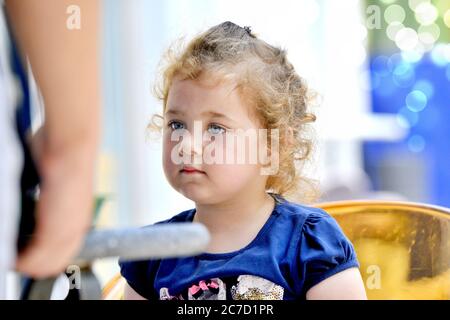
[150,21,320,203]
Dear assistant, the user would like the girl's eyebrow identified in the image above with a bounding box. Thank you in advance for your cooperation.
[201,111,237,124]
[165,109,183,116]
[165,109,238,124]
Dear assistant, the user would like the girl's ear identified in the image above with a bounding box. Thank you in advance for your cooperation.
[259,128,280,176]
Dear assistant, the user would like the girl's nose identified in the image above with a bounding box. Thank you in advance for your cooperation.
[177,131,203,161]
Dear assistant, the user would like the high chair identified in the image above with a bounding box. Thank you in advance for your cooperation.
[102,200,450,300]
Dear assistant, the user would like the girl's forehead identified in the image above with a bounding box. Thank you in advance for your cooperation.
[168,76,236,102]
[166,77,257,123]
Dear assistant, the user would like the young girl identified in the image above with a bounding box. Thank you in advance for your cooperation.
[119,21,367,300]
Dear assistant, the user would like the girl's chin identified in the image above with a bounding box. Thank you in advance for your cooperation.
[179,188,225,205]
[179,188,208,202]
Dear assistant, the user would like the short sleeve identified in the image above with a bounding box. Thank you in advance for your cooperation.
[119,258,160,299]
[298,210,360,296]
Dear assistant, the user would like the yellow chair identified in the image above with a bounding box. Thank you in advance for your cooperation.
[102,273,127,300]
[102,200,450,300]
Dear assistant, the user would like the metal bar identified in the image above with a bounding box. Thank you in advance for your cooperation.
[74,223,210,264]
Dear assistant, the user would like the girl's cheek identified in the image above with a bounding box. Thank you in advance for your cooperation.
[203,133,255,168]
[162,136,176,168]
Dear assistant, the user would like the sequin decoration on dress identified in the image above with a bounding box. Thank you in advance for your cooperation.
[231,275,284,300]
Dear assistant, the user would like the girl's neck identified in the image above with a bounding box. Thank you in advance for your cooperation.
[193,191,276,235]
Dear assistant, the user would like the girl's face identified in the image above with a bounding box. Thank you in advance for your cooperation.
[162,76,270,205]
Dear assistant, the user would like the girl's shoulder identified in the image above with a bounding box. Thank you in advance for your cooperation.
[151,208,196,225]
[274,196,334,229]
[276,199,359,296]
[275,197,357,261]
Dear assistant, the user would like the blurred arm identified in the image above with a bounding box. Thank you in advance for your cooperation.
[5,0,101,278]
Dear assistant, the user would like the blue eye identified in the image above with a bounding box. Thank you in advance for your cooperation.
[208,124,226,135]
[168,121,185,131]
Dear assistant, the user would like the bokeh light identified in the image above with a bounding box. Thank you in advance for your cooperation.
[408,0,430,11]
[396,114,410,129]
[398,106,419,127]
[390,53,416,88]
[413,80,434,98]
[372,55,391,76]
[401,48,424,63]
[418,23,440,48]
[386,22,404,41]
[414,2,438,25]
[406,90,428,112]
[381,0,398,4]
[444,10,450,28]
[430,43,450,66]
[408,134,426,153]
[384,4,406,24]
[387,53,403,70]
[395,28,419,51]
[393,63,416,87]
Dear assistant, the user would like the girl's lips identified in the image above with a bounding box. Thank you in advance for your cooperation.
[180,167,205,174]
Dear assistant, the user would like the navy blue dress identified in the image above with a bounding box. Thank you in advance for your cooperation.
[119,194,359,300]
